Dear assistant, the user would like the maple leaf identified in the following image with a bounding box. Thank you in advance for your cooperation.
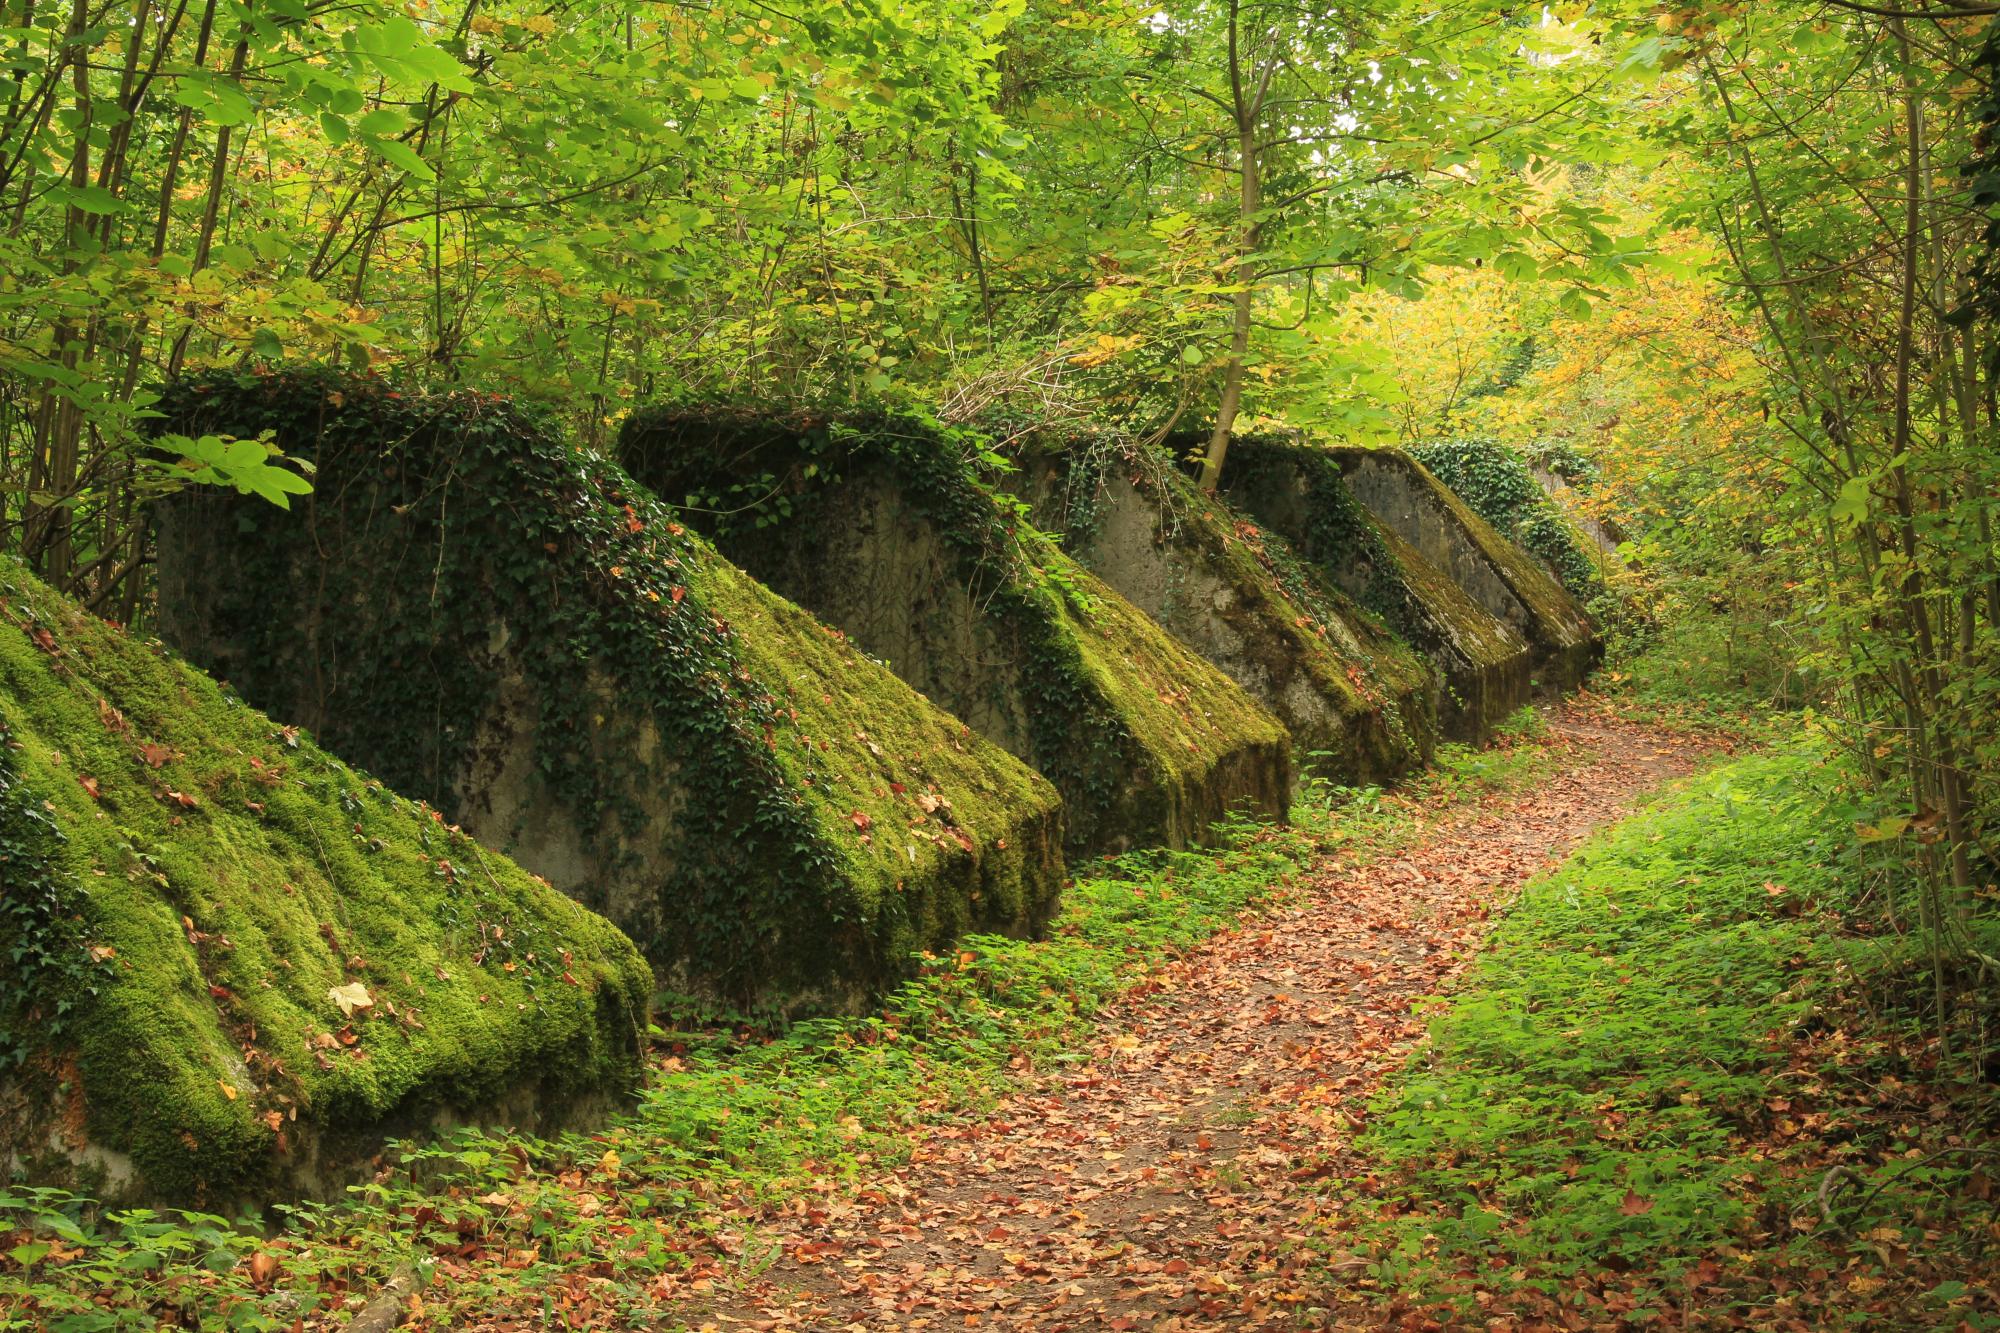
[850,810,873,833]
[1618,1189,1653,1216]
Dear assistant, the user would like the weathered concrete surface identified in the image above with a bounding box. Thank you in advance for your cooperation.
[1531,463,1624,560]
[1011,443,1437,786]
[0,557,652,1207]
[150,373,1067,1011]
[1213,437,1535,742]
[619,410,1292,856]
[1329,447,1601,692]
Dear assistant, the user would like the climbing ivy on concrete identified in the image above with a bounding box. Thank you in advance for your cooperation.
[155,373,1061,1004]
[0,729,107,1071]
[1411,438,1603,603]
[620,408,1287,855]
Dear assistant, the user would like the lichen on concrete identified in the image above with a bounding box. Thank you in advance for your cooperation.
[618,410,1291,855]
[0,558,652,1206]
[1007,439,1437,786]
[150,372,1066,1011]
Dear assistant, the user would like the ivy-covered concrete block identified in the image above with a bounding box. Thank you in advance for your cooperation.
[0,559,653,1207]
[619,410,1292,857]
[150,373,1067,1009]
[1327,447,1601,693]
[1009,441,1437,787]
[1408,438,1610,607]
[1213,438,1537,742]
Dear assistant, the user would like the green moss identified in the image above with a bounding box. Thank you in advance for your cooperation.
[694,558,1064,960]
[153,372,1064,1007]
[619,410,1290,854]
[1017,440,1437,784]
[1213,437,1537,741]
[1363,448,1597,663]
[1410,438,1605,604]
[1220,439,1524,659]
[0,559,651,1204]
[1054,555,1291,843]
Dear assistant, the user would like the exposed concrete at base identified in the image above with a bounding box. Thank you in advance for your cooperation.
[1008,441,1438,787]
[0,558,652,1207]
[151,372,1067,1011]
[1213,438,1534,742]
[1328,447,1601,692]
[619,411,1292,857]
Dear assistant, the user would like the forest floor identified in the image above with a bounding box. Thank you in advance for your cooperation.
[686,703,1720,1332]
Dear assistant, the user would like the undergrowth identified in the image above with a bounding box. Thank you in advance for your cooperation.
[0,712,1565,1330]
[1321,738,2000,1329]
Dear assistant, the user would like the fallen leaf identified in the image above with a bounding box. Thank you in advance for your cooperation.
[327,981,373,1018]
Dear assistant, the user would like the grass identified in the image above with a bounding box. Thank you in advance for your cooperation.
[1320,733,2000,1329]
[1,710,1569,1330]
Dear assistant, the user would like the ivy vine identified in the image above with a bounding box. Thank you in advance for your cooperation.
[0,722,107,1069]
[153,370,852,999]
[619,408,1148,856]
[1410,437,1604,604]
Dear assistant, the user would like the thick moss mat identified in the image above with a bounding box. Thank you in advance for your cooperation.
[1009,440,1437,786]
[0,559,652,1206]
[1328,447,1601,692]
[151,372,1066,1009]
[618,410,1291,856]
[1212,437,1536,742]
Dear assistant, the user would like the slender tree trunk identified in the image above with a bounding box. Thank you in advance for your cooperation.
[1197,0,1263,494]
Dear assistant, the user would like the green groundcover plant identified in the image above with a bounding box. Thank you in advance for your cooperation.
[0,720,1559,1329]
[1327,739,2000,1328]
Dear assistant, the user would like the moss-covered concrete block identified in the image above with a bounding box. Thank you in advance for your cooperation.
[1010,442,1437,786]
[1408,438,1610,606]
[619,410,1291,856]
[1327,447,1601,692]
[0,559,652,1207]
[150,373,1066,1009]
[1214,438,1535,742]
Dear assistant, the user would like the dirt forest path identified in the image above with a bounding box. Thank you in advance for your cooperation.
[694,704,1721,1333]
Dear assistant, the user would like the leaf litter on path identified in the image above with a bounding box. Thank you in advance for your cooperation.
[686,703,1717,1332]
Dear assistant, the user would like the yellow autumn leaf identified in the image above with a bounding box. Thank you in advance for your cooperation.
[328,980,373,1017]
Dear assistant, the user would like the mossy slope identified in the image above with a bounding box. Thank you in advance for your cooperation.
[619,410,1291,855]
[1010,440,1437,785]
[0,559,652,1206]
[1213,437,1535,742]
[1330,447,1601,692]
[1408,438,1607,605]
[151,372,1066,1008]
